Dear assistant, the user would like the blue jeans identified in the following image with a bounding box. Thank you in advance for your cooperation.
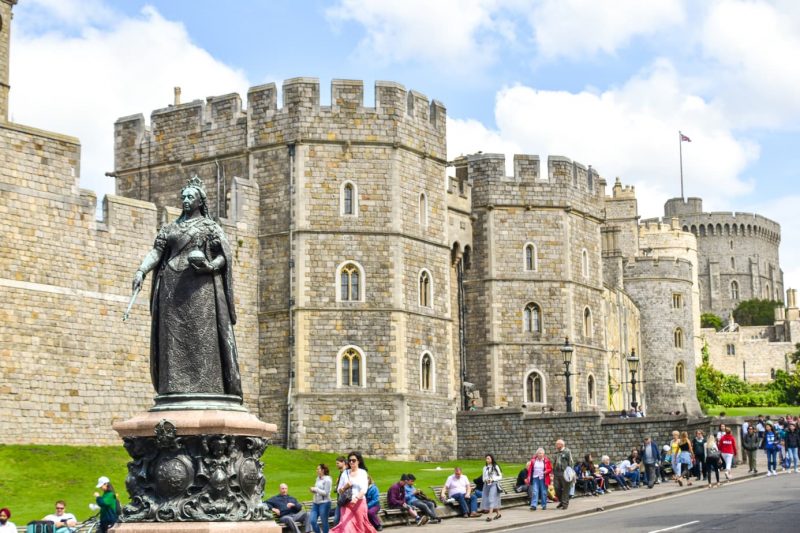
[625,470,640,487]
[787,447,799,470]
[310,501,331,533]
[767,448,778,471]
[530,477,547,509]
[450,493,477,515]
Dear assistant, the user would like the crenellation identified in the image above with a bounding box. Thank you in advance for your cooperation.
[514,154,540,181]
[282,77,321,113]
[208,93,243,126]
[331,79,364,111]
[375,80,407,115]
[406,89,430,122]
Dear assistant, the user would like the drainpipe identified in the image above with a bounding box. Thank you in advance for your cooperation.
[286,143,296,448]
[458,258,467,410]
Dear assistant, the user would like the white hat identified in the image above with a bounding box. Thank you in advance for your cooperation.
[663,445,670,452]
[96,476,110,488]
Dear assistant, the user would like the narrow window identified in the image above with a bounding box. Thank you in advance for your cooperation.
[727,344,736,356]
[731,280,739,301]
[730,257,735,269]
[674,327,684,349]
[419,270,431,307]
[341,348,362,387]
[583,308,593,338]
[525,372,544,404]
[421,353,433,391]
[524,303,542,333]
[672,293,684,309]
[587,375,595,405]
[419,193,428,228]
[340,263,360,301]
[524,243,538,271]
[675,362,686,384]
[343,183,354,215]
[581,249,589,278]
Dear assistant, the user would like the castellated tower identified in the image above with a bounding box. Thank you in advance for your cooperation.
[624,257,703,416]
[664,197,783,319]
[115,79,455,459]
[463,154,609,411]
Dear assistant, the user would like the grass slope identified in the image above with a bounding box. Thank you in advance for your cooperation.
[703,406,800,417]
[0,445,521,526]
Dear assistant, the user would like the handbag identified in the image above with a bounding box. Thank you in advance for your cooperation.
[563,466,576,483]
[337,487,353,506]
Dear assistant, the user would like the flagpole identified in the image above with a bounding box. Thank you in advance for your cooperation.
[679,131,684,199]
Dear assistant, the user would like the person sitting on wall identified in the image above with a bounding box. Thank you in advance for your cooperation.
[43,500,78,533]
[387,474,422,525]
[265,483,311,533]
[440,467,479,518]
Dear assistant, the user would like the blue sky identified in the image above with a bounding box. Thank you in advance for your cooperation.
[8,0,800,292]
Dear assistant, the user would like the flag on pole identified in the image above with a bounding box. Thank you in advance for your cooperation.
[680,132,692,142]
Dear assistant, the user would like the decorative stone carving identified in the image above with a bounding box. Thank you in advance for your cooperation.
[120,418,270,523]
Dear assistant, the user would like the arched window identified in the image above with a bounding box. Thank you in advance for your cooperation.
[731,280,739,301]
[420,352,434,391]
[523,303,542,333]
[337,261,364,302]
[525,371,545,404]
[583,307,593,338]
[765,283,771,299]
[699,225,706,236]
[674,327,684,349]
[338,346,365,387]
[581,249,589,278]
[340,181,358,216]
[419,269,432,307]
[587,374,596,405]
[730,257,735,269]
[675,361,686,384]
[419,193,428,228]
[524,243,538,271]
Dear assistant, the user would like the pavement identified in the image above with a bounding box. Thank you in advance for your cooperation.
[411,454,778,533]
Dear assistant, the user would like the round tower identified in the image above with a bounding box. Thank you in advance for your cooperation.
[624,256,702,416]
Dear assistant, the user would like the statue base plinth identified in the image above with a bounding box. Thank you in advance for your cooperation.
[113,409,277,525]
[112,521,282,533]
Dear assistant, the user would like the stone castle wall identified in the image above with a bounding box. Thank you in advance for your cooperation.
[701,326,795,383]
[457,409,711,463]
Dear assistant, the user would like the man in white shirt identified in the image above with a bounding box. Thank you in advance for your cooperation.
[0,508,16,533]
[43,500,78,533]
[439,467,478,518]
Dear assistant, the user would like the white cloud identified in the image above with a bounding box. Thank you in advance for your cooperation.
[745,195,800,294]
[700,0,800,128]
[529,0,686,59]
[450,59,756,205]
[10,5,250,206]
[325,0,513,70]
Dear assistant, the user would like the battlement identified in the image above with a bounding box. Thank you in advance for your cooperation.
[115,78,446,172]
[664,197,703,217]
[623,255,694,283]
[609,177,636,199]
[465,153,601,187]
[639,217,684,234]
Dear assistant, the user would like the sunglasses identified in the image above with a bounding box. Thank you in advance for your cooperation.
[349,459,358,463]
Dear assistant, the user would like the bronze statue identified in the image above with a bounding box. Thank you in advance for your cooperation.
[132,176,242,400]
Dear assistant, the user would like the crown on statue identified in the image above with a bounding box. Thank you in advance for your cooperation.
[186,174,206,193]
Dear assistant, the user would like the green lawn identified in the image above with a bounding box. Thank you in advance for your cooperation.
[703,406,800,417]
[0,445,521,526]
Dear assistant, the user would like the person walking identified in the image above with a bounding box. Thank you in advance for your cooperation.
[675,431,694,486]
[704,436,722,488]
[691,430,706,481]
[552,439,574,510]
[640,437,660,489]
[784,421,800,473]
[718,427,737,480]
[742,426,761,474]
[309,464,332,533]
[93,476,120,533]
[331,451,376,533]
[764,423,779,476]
[480,454,502,521]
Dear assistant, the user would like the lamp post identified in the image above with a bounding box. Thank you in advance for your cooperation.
[560,338,574,413]
[627,348,640,411]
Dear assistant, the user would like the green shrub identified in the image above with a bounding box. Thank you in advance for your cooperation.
[701,313,723,331]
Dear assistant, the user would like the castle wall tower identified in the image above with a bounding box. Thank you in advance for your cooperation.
[464,153,608,412]
[0,0,17,121]
[638,218,702,365]
[115,79,456,459]
[623,256,702,416]
[664,197,783,319]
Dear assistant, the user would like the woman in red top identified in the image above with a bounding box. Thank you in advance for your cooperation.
[718,427,738,480]
[525,448,553,511]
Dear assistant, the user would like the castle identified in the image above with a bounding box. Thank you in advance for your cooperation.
[1,0,797,459]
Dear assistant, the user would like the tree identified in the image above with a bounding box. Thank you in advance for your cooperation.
[791,343,800,366]
[701,313,723,331]
[732,299,781,326]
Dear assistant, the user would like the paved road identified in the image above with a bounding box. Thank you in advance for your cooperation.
[512,474,800,532]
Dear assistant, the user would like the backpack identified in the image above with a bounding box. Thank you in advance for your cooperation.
[26,521,55,533]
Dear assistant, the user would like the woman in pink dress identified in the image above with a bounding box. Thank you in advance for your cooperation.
[331,451,376,533]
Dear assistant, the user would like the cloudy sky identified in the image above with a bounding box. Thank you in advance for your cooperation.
[9,0,799,292]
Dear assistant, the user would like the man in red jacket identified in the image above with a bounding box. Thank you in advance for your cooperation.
[718,427,738,480]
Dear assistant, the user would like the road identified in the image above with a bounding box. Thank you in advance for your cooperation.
[512,474,800,532]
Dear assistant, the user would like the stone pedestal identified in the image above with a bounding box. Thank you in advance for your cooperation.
[112,409,280,533]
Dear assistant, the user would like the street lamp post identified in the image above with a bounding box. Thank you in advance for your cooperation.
[560,338,574,413]
[627,348,640,411]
